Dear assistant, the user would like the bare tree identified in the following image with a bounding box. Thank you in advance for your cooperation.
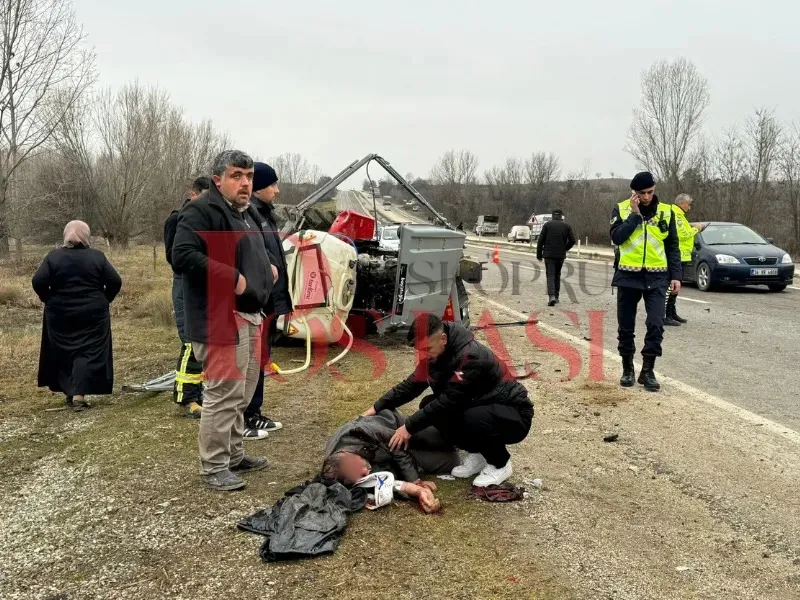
[626,57,710,186]
[523,151,560,187]
[741,107,781,226]
[778,124,800,253]
[430,149,479,186]
[269,152,322,205]
[0,0,95,255]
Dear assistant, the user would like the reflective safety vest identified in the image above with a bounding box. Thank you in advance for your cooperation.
[617,200,672,272]
[671,203,698,262]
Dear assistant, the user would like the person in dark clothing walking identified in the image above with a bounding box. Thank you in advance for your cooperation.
[172,150,278,492]
[610,172,681,392]
[164,176,210,418]
[536,209,576,306]
[32,221,122,411]
[363,314,533,487]
[242,162,292,439]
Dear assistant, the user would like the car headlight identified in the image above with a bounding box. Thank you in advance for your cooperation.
[715,254,740,264]
[782,254,793,264]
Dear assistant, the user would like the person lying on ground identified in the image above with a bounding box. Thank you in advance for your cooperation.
[363,313,534,487]
[321,409,459,513]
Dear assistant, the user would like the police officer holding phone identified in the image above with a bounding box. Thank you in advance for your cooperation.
[610,172,681,392]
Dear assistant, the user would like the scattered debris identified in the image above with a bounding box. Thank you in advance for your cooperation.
[437,474,456,481]
[603,433,619,443]
[675,566,691,572]
[628,465,639,474]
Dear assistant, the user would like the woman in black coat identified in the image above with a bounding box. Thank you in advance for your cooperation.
[32,221,122,410]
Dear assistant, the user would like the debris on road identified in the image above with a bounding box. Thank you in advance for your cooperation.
[603,433,620,443]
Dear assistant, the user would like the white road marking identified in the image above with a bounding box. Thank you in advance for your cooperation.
[478,294,800,444]
[464,243,610,265]
[488,255,712,305]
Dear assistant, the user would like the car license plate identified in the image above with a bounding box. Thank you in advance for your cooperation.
[750,268,778,276]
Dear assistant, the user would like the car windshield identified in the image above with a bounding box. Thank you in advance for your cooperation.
[702,225,767,245]
[482,216,499,223]
[382,228,399,240]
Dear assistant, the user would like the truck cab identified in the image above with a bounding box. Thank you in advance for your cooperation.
[474,215,500,236]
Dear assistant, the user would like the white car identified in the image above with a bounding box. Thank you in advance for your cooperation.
[378,225,400,251]
[507,225,532,243]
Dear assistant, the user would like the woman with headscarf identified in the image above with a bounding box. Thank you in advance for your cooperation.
[32,221,122,410]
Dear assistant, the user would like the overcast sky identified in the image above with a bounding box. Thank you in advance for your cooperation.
[73,0,798,183]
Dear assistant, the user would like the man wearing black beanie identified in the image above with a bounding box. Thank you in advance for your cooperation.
[241,162,293,438]
[609,172,681,391]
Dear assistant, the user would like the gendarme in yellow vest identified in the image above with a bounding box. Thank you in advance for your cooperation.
[671,203,699,262]
[617,199,672,272]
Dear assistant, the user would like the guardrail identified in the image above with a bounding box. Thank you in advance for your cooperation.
[465,235,615,261]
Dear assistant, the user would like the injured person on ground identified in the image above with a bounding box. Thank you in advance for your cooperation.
[321,408,462,513]
[364,313,534,487]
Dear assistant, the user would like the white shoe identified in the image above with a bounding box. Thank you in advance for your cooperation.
[472,461,513,487]
[451,453,487,478]
[243,427,269,440]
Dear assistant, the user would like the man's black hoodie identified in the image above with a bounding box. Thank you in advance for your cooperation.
[172,183,273,345]
[373,322,532,434]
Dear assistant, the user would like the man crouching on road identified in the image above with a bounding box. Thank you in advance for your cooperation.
[321,409,462,513]
[172,150,279,492]
[363,314,534,487]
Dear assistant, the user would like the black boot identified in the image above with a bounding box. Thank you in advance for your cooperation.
[620,355,635,387]
[637,356,660,392]
[664,295,681,326]
[671,303,687,324]
[548,295,557,307]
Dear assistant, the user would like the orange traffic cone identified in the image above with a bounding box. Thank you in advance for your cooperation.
[492,244,500,264]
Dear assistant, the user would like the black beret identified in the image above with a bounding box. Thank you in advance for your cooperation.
[630,171,655,191]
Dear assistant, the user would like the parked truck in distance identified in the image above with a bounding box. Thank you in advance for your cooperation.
[474,215,500,236]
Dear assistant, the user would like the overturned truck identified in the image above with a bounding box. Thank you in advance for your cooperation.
[276,153,483,341]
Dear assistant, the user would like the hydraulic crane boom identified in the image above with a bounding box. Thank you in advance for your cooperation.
[284,153,453,233]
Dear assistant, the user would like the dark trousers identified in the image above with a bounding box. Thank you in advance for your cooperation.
[408,425,461,476]
[665,262,689,317]
[617,285,667,358]
[420,395,533,469]
[544,257,565,298]
[172,274,203,405]
[244,319,277,420]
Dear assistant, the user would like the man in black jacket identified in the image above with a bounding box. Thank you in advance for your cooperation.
[164,176,210,418]
[364,314,534,487]
[172,150,278,491]
[536,209,576,306]
[242,162,293,438]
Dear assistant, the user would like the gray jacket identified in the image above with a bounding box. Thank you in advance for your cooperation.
[323,411,421,482]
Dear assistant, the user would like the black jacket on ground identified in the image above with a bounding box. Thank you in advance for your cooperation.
[536,216,576,260]
[32,245,122,395]
[609,195,681,290]
[238,479,367,562]
[252,197,293,316]
[163,199,189,270]
[171,184,274,345]
[373,322,533,435]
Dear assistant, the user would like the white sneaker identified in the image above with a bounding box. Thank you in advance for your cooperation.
[243,427,268,441]
[472,460,513,487]
[451,453,487,478]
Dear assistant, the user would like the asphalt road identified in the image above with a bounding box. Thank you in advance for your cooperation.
[468,242,800,432]
[334,189,800,433]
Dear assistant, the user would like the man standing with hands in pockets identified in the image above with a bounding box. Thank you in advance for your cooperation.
[610,172,681,392]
